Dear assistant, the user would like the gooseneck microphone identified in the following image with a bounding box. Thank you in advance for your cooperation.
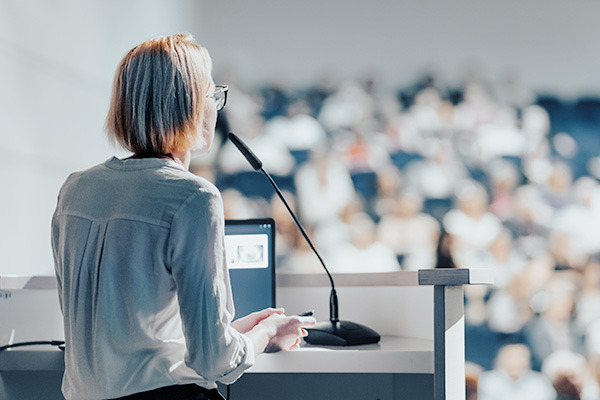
[228,132,339,322]
[228,132,380,346]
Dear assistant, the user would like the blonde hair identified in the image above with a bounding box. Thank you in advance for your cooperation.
[106,34,212,155]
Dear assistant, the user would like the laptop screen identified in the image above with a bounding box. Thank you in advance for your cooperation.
[224,218,276,319]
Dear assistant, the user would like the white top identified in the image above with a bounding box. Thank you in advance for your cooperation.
[51,157,254,400]
[295,158,355,226]
[443,210,502,250]
[478,370,556,400]
[329,242,401,273]
[264,114,326,151]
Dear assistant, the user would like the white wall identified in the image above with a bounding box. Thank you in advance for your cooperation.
[1,0,600,276]
[201,0,600,95]
[0,0,206,276]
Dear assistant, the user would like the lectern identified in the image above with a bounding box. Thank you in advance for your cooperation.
[0,269,492,400]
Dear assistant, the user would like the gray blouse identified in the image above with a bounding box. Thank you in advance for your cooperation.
[52,157,254,400]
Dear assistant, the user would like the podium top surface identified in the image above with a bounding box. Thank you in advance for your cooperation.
[0,336,433,374]
[277,269,493,287]
[1,269,494,290]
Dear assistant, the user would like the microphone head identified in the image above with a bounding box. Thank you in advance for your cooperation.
[228,132,263,171]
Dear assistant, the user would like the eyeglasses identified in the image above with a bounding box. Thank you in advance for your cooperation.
[208,85,228,111]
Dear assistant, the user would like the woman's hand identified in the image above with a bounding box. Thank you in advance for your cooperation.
[231,307,284,334]
[260,313,317,353]
[243,311,316,355]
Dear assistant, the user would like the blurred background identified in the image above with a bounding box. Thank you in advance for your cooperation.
[2,0,600,398]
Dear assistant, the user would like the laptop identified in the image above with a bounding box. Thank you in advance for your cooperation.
[224,218,276,319]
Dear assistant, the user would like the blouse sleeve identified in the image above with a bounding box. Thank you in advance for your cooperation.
[167,186,255,384]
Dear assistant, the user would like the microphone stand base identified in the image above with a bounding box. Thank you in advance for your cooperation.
[305,320,381,346]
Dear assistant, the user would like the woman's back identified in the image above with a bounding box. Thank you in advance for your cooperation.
[52,156,249,399]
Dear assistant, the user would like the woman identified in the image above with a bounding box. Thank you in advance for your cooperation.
[51,34,315,400]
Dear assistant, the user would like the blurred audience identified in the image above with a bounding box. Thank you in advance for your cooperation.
[542,350,597,400]
[377,190,440,270]
[328,212,400,273]
[466,362,483,400]
[200,71,600,397]
[294,151,355,226]
[264,99,327,155]
[478,344,556,400]
[218,115,295,175]
[443,180,503,269]
[404,142,468,220]
[524,277,586,370]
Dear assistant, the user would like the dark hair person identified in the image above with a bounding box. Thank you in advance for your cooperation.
[52,34,315,400]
